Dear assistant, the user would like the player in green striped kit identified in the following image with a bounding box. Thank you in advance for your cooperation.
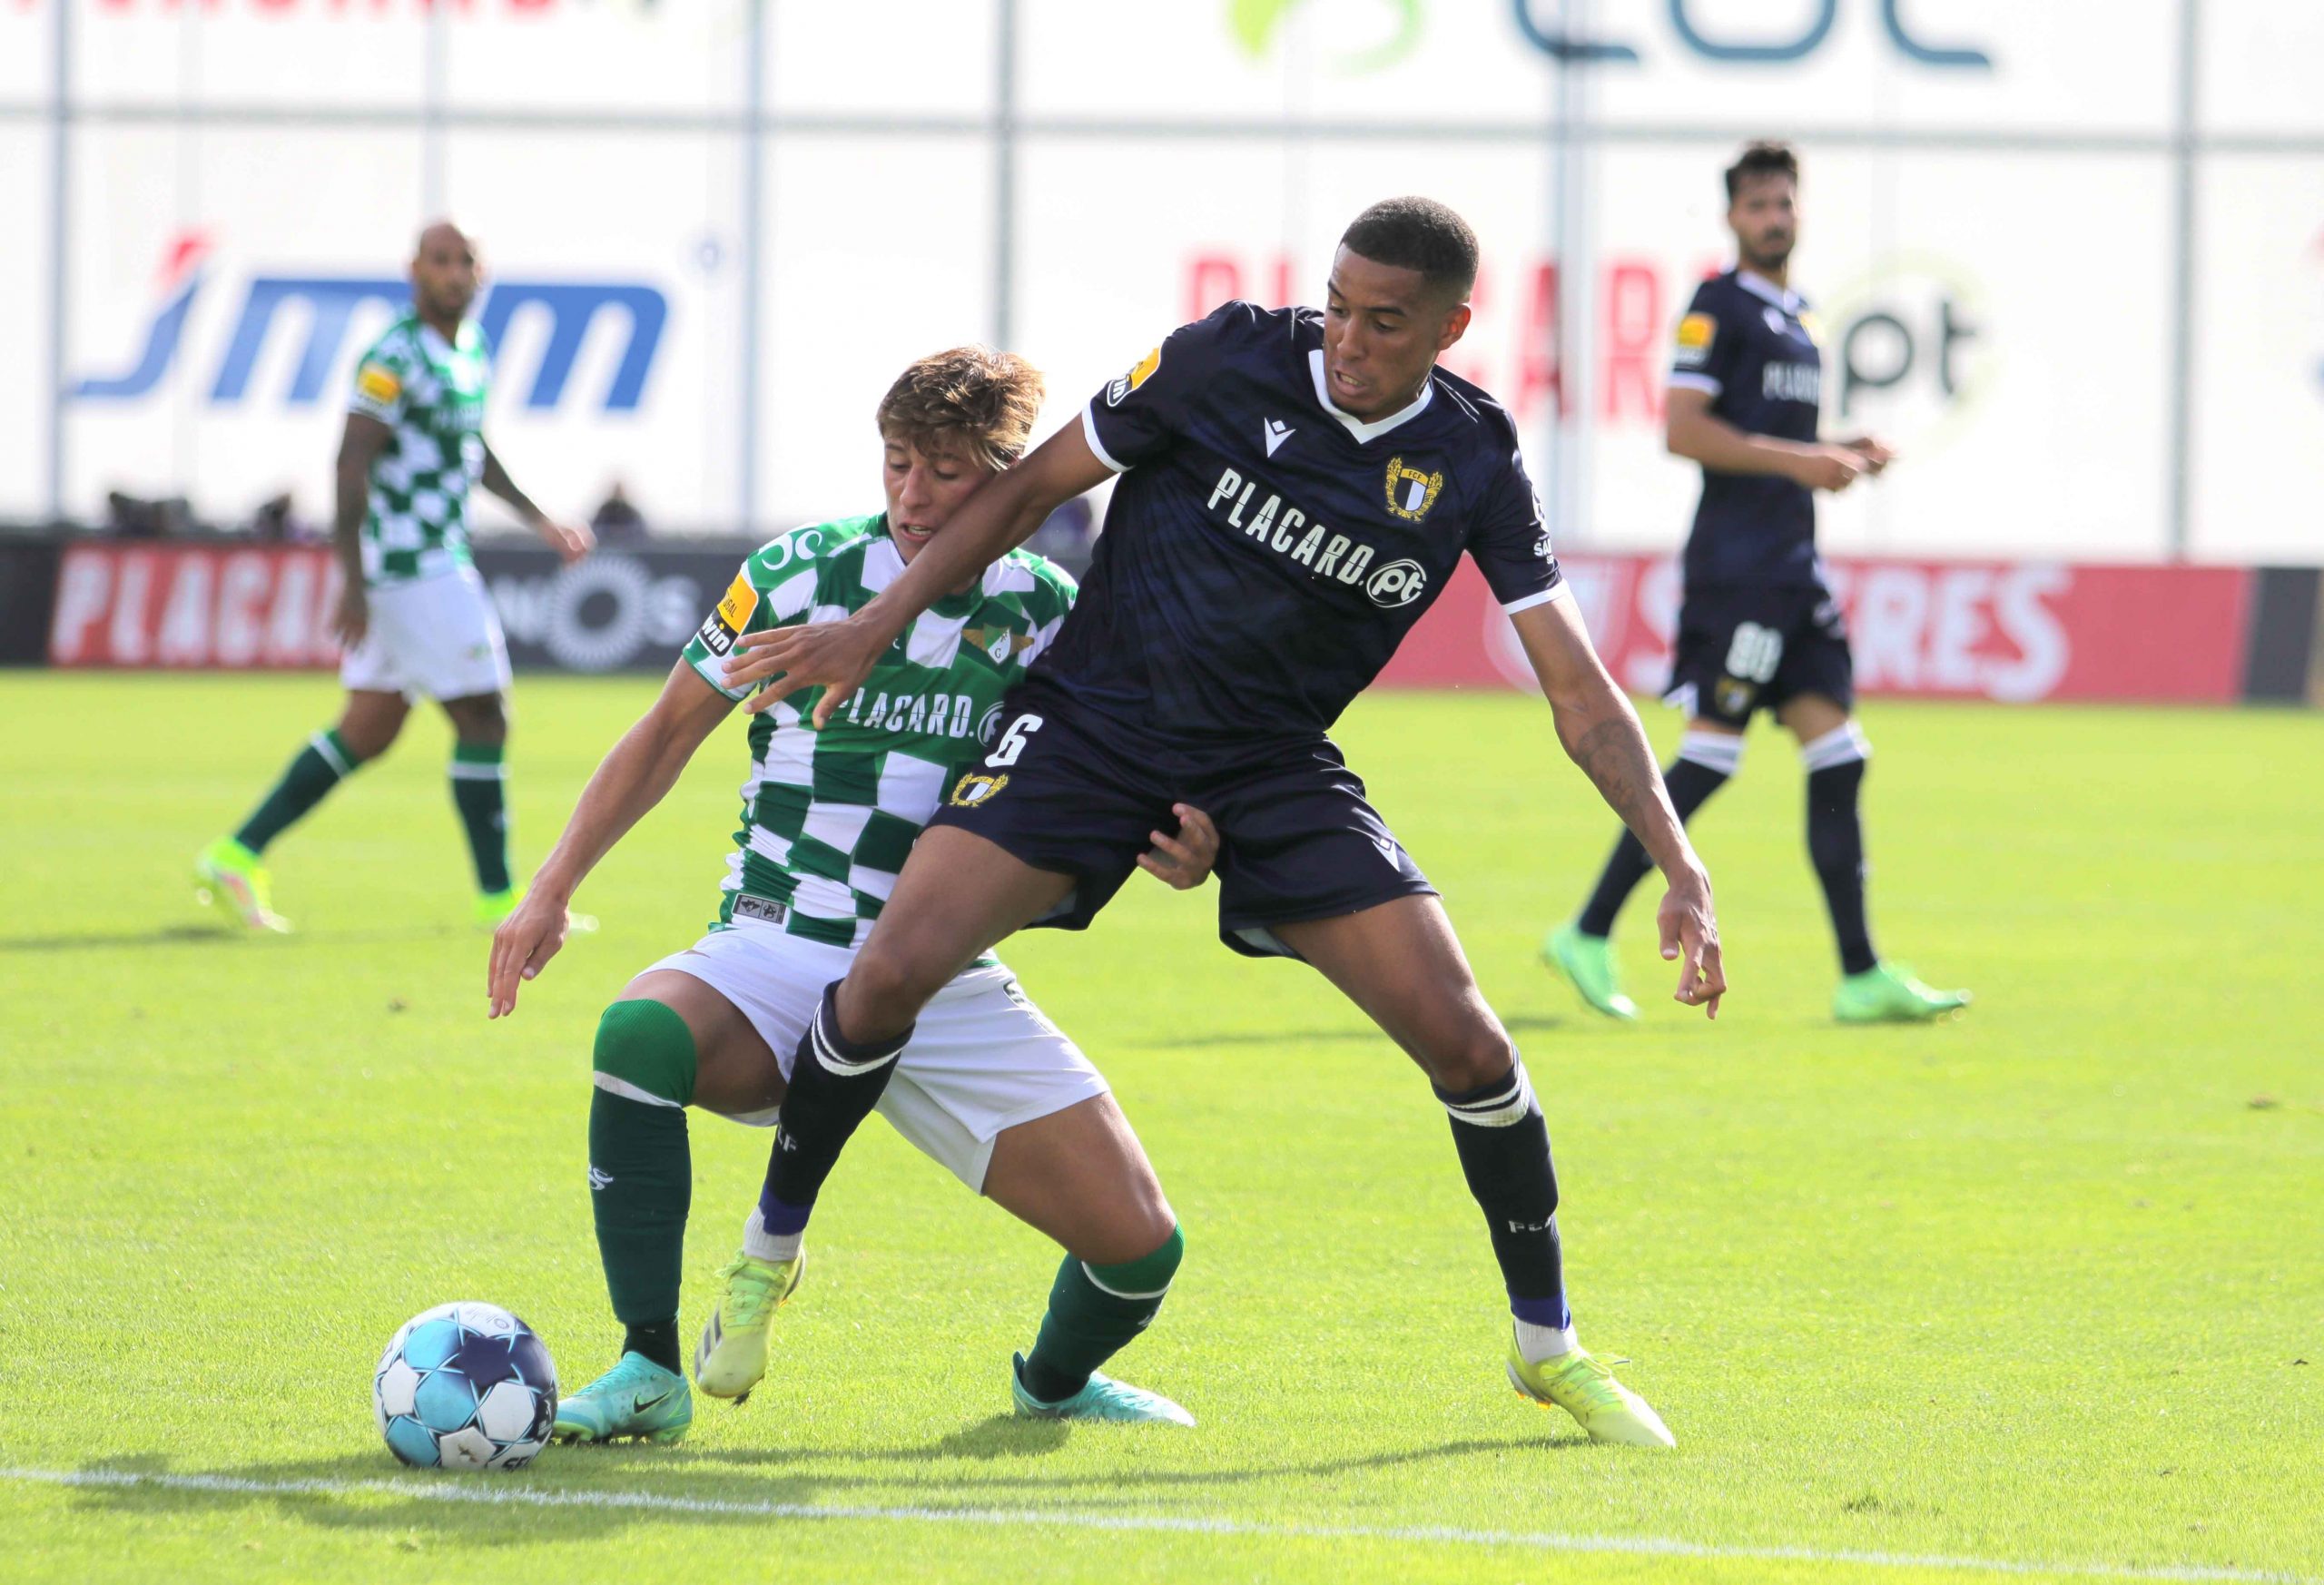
[487,346,1211,1441]
[196,221,593,932]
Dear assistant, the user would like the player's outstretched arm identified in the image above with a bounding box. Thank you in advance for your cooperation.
[1511,598,1727,1019]
[481,442,595,564]
[487,664,734,1018]
[724,420,1115,725]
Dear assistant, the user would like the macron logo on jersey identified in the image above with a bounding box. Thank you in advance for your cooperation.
[1263,418,1295,457]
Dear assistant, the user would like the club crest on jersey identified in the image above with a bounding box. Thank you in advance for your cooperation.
[1106,344,1162,408]
[949,772,1009,807]
[1383,457,1443,523]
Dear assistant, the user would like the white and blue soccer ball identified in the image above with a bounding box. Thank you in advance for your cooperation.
[372,1301,558,1470]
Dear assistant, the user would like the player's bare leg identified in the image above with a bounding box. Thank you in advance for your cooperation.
[986,1094,1194,1423]
[196,688,411,931]
[1552,718,1742,1019]
[1275,896,1676,1448]
[1777,693,1967,1021]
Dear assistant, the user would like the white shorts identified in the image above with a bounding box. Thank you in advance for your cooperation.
[645,919,1108,1192]
[340,565,512,701]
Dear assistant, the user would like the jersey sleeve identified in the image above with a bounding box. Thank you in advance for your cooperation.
[1667,281,1737,399]
[681,527,830,702]
[1079,301,1252,473]
[1468,440,1567,615]
[348,336,411,425]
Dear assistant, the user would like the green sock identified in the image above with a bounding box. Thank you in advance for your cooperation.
[1019,1226,1184,1404]
[233,729,362,853]
[449,739,511,894]
[589,999,699,1373]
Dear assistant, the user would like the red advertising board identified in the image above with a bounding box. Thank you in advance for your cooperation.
[48,545,341,669]
[1381,554,2255,705]
[39,541,2259,704]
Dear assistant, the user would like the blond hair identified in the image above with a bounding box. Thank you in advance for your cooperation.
[875,345,1045,474]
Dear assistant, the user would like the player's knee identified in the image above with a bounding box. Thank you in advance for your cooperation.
[841,937,949,1037]
[593,998,698,1109]
[1419,1024,1519,1094]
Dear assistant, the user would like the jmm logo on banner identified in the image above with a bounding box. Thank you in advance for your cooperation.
[74,239,667,412]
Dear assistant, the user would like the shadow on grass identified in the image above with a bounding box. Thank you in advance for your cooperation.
[55,1426,1560,1543]
[0,924,454,954]
[1133,1012,1565,1050]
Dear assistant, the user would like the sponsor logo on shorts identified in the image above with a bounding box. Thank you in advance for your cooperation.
[732,893,790,926]
[949,772,1009,807]
[1383,456,1444,523]
[1715,676,1758,717]
[1105,344,1162,408]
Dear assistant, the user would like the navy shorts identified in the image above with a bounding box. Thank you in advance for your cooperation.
[1664,579,1855,728]
[924,679,1435,959]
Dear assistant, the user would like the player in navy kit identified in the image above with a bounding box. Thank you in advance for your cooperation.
[1546,143,1968,1025]
[721,199,1724,1447]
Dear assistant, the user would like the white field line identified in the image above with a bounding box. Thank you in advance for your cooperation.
[4,1467,2313,1585]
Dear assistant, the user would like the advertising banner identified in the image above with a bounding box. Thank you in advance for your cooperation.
[35,538,2272,706]
[1381,553,2256,705]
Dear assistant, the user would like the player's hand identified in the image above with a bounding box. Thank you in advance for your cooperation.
[331,584,369,648]
[1793,446,1866,493]
[1655,863,1726,1019]
[1839,435,1896,476]
[536,515,596,564]
[726,616,892,726]
[1136,803,1220,890]
[487,887,573,1019]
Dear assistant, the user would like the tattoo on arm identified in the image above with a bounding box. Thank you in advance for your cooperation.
[1567,713,1688,872]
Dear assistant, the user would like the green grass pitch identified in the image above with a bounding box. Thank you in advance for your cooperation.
[1,672,2318,1585]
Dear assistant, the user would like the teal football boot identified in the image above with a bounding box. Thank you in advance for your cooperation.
[1009,1353,1195,1426]
[553,1351,692,1443]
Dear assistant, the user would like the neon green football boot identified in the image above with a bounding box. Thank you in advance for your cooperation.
[1542,922,1638,1021]
[1507,1336,1675,1449]
[193,838,290,933]
[693,1248,806,1403]
[1009,1353,1195,1426]
[552,1351,692,1443]
[1834,962,1970,1023]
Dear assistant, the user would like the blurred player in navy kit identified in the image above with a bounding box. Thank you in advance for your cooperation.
[1546,143,1968,1025]
[708,198,1728,1449]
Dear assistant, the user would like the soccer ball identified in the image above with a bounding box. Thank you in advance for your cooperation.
[372,1301,558,1470]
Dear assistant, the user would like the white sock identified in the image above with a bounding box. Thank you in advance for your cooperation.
[1514,1317,1580,1364]
[742,1205,802,1265]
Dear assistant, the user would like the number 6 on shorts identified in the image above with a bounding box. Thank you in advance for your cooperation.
[985,713,1044,769]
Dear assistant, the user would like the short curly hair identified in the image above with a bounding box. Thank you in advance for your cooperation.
[875,345,1046,474]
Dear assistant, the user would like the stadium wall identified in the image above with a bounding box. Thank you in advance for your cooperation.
[10,539,2320,707]
[0,2,2319,570]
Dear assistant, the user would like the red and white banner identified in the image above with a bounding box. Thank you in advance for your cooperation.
[44,540,2258,704]
[1381,554,2255,705]
[48,544,340,668]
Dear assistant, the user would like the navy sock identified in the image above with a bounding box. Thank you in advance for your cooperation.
[757,983,911,1238]
[1804,730,1877,975]
[1435,1059,1568,1332]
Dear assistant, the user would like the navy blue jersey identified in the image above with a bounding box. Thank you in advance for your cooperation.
[1668,270,1825,588]
[1043,301,1564,740]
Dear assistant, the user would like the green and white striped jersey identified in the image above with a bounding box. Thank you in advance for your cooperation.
[347,314,490,586]
[683,515,1078,948]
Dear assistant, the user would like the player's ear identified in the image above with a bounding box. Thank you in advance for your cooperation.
[1434,301,1472,355]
